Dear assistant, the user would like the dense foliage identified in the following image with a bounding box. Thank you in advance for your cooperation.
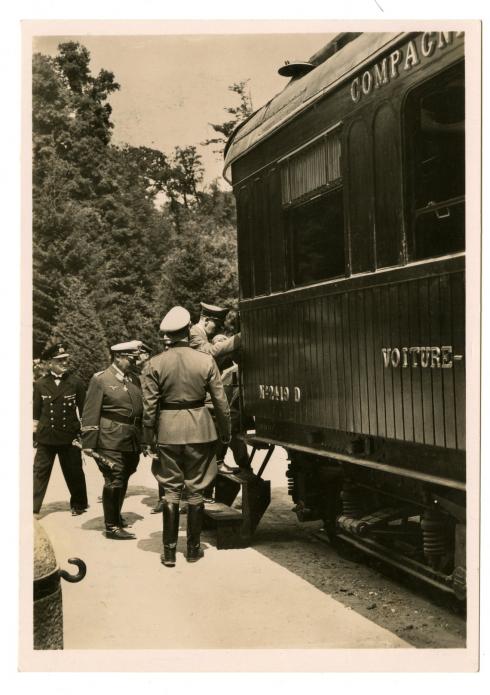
[33,42,248,382]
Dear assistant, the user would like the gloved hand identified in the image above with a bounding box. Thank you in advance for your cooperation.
[140,445,153,457]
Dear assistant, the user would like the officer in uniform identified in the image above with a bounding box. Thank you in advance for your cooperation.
[33,343,88,515]
[141,306,231,567]
[212,348,254,477]
[81,342,143,540]
[189,302,240,367]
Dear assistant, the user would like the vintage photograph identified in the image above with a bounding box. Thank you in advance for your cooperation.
[21,20,481,671]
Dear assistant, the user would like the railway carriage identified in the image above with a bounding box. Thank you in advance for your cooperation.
[224,31,466,598]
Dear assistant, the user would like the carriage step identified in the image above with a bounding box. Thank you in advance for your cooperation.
[203,502,244,549]
[213,473,271,547]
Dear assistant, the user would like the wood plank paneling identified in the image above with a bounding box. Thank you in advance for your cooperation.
[327,294,340,430]
[439,274,457,448]
[349,290,362,433]
[451,272,466,449]
[320,296,333,426]
[408,280,424,443]
[241,267,464,452]
[390,283,405,441]
[373,286,387,437]
[357,290,370,435]
[398,281,414,441]
[429,276,446,448]
[333,294,347,431]
[418,279,435,445]
[341,292,355,432]
[364,289,378,435]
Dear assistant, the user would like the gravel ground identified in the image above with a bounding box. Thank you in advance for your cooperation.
[252,452,466,649]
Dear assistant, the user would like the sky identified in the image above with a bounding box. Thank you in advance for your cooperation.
[33,33,333,185]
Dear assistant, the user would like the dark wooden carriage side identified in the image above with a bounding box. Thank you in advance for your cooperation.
[225,32,466,597]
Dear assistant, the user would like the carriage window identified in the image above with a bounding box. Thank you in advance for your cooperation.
[282,127,345,286]
[289,189,345,285]
[405,63,465,261]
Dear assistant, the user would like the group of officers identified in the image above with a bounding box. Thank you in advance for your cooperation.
[33,302,247,567]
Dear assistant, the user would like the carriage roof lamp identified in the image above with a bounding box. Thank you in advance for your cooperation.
[278,60,315,78]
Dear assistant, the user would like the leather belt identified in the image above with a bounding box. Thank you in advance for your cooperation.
[101,412,142,425]
[159,400,205,410]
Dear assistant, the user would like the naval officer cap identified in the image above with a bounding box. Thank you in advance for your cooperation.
[43,342,70,360]
[200,302,229,323]
[160,306,191,338]
[110,340,141,356]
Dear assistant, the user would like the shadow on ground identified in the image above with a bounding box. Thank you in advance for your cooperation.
[137,529,211,557]
[81,512,144,532]
[37,500,72,518]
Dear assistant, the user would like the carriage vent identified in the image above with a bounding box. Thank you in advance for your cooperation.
[281,128,342,205]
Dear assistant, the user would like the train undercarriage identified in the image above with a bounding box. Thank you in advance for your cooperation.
[285,450,466,601]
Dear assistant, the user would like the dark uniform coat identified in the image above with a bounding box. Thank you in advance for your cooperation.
[81,365,143,452]
[141,343,231,445]
[33,371,87,514]
[33,372,86,445]
[189,324,240,367]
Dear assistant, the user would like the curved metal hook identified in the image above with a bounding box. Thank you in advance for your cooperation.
[59,557,87,583]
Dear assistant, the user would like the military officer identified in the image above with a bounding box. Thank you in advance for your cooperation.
[33,343,88,516]
[141,306,231,567]
[212,351,254,478]
[189,302,240,368]
[81,342,143,540]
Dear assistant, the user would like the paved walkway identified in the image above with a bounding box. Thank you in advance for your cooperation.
[38,449,410,650]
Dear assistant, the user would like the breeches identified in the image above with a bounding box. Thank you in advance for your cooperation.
[153,442,217,505]
[33,443,88,513]
[96,449,140,489]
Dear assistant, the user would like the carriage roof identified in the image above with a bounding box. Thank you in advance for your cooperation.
[223,32,403,182]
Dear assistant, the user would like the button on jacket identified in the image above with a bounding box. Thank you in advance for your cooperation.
[81,366,143,452]
[33,372,86,446]
[141,343,231,445]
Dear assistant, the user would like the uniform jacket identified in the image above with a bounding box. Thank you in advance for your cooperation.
[33,372,86,446]
[189,324,240,368]
[81,365,143,452]
[141,342,231,445]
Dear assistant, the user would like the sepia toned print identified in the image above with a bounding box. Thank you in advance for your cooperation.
[21,20,481,673]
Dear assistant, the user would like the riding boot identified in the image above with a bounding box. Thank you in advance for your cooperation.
[102,486,118,530]
[103,487,135,539]
[186,503,204,562]
[161,500,180,567]
[119,480,128,526]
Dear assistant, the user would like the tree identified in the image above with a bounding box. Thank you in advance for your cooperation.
[155,208,238,323]
[51,278,110,384]
[32,41,240,363]
[202,80,254,156]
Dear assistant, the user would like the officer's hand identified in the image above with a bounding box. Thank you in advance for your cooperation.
[220,436,231,445]
[140,445,153,457]
[83,448,94,458]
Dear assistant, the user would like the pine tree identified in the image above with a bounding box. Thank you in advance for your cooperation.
[52,277,110,384]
